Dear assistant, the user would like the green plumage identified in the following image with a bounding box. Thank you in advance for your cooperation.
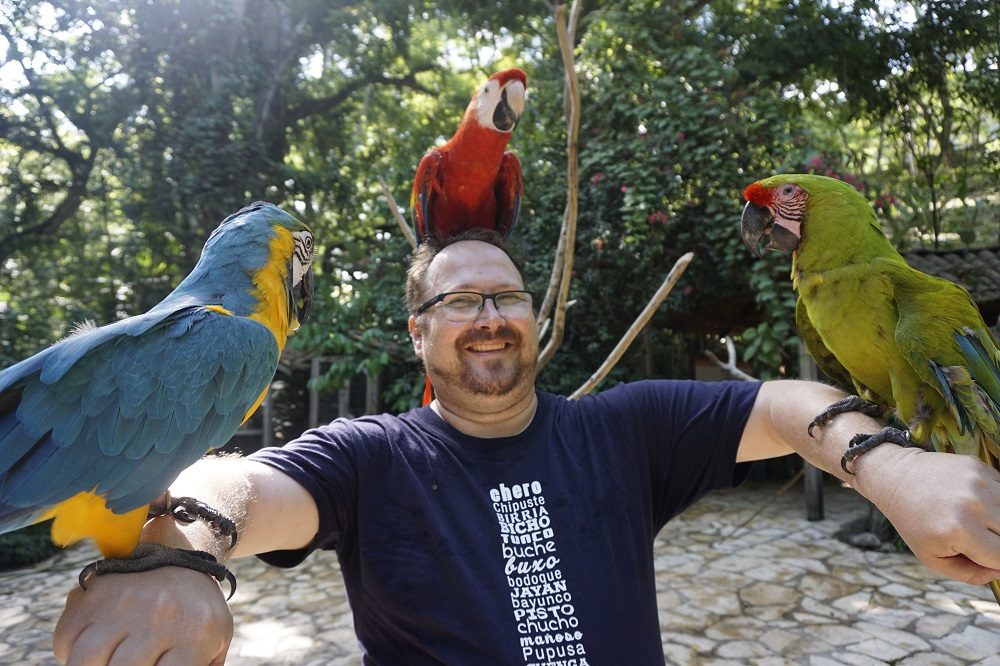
[742,173,1000,601]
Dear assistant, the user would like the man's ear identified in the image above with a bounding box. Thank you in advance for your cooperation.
[408,316,424,356]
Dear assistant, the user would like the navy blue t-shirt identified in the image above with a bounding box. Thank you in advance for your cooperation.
[250,379,761,665]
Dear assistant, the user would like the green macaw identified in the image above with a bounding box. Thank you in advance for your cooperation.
[740,173,1000,602]
[0,202,315,592]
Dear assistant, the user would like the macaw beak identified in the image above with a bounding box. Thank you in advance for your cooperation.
[293,267,314,327]
[740,201,799,257]
[494,81,526,132]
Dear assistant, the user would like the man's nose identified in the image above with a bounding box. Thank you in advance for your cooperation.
[474,297,503,327]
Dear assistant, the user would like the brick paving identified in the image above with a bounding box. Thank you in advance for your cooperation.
[3,480,1000,664]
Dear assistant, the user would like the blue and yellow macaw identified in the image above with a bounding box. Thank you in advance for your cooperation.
[0,202,315,564]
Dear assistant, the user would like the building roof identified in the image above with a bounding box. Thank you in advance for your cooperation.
[904,246,1000,326]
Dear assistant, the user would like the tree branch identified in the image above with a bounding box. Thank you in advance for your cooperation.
[0,151,97,264]
[569,253,695,399]
[286,67,434,124]
[537,0,583,372]
[704,337,757,381]
[378,176,417,250]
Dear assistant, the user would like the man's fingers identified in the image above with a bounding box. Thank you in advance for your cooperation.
[931,553,1000,587]
[64,626,128,666]
[155,641,232,666]
[53,588,87,664]
[108,638,170,666]
[54,566,234,666]
[956,524,1000,572]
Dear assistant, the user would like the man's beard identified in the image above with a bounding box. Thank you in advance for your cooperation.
[428,325,537,396]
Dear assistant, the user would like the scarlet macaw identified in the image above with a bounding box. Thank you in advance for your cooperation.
[410,67,527,243]
[0,202,315,575]
[741,174,1000,603]
[411,68,526,404]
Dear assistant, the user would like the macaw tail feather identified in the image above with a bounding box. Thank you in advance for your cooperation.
[40,491,147,558]
[990,579,1000,609]
[422,375,434,407]
[929,362,975,437]
[0,504,46,535]
[957,328,1000,406]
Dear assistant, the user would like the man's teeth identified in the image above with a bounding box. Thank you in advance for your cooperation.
[469,342,507,352]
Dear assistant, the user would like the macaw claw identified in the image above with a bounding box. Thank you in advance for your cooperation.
[148,493,238,549]
[840,426,912,475]
[808,395,884,438]
[78,542,237,599]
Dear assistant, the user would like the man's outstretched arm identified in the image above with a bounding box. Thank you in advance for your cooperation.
[53,457,318,666]
[740,380,1000,586]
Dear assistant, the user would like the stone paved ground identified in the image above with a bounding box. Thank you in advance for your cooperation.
[3,480,1000,665]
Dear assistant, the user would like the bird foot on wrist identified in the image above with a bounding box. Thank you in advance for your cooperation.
[149,493,238,549]
[841,426,912,475]
[78,542,237,600]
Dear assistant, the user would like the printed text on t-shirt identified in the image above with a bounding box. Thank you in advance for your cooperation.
[490,481,589,666]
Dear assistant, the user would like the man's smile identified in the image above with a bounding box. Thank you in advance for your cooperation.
[457,325,521,356]
[466,341,511,353]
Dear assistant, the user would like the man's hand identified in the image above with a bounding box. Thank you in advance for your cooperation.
[53,567,233,666]
[744,380,1000,587]
[852,445,1000,585]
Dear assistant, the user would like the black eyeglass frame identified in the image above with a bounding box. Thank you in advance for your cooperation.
[414,290,536,318]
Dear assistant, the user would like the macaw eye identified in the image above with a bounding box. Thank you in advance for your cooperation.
[781,185,795,196]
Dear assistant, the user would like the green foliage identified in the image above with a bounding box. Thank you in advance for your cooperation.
[515,0,813,385]
[1,0,995,400]
[741,258,799,377]
[0,522,61,570]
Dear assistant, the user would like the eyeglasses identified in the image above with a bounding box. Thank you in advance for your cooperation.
[415,290,535,322]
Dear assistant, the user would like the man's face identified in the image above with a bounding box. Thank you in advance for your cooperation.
[409,241,539,400]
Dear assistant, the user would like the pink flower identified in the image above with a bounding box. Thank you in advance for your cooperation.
[646,210,669,225]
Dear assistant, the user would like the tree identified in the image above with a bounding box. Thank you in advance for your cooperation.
[1,0,995,403]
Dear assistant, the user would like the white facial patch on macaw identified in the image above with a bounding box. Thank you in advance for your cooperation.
[773,215,801,238]
[770,183,807,246]
[292,230,315,286]
[475,79,525,133]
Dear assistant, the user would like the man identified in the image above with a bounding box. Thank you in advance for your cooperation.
[55,230,1000,665]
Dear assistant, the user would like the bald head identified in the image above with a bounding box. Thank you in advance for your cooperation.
[405,229,524,315]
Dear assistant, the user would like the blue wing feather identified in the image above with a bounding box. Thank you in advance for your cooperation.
[0,306,279,531]
[956,328,1000,405]
[0,201,308,536]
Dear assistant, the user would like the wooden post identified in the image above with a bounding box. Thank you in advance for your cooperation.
[799,341,824,521]
[309,357,322,429]
[261,390,273,449]
[365,371,379,415]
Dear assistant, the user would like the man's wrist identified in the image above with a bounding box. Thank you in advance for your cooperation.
[141,513,233,563]
[843,443,919,505]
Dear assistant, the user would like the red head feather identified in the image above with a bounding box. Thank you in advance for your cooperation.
[489,68,527,88]
[743,182,772,206]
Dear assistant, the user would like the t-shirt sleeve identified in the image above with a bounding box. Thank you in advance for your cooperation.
[248,417,382,567]
[595,379,761,529]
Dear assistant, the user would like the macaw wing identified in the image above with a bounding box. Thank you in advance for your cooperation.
[893,271,1000,458]
[795,297,854,390]
[411,149,444,241]
[494,151,522,238]
[0,306,279,530]
[0,299,201,394]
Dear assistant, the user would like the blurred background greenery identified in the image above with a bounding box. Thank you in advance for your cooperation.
[1,0,997,433]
